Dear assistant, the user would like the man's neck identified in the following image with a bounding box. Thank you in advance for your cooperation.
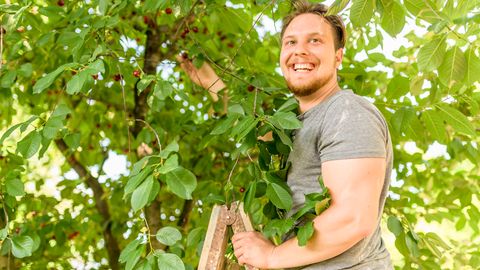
[296,80,340,113]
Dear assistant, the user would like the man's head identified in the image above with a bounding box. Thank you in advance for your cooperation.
[280,1,346,97]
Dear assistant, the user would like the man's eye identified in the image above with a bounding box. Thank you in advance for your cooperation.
[285,40,295,45]
[310,38,320,43]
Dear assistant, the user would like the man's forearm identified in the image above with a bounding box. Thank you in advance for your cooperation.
[268,205,373,269]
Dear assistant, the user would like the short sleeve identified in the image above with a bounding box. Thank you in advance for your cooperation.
[318,96,388,162]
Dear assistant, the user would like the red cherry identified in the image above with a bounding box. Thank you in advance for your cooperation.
[165,8,173,14]
[227,42,234,48]
[133,70,141,77]
[143,16,150,24]
[68,231,80,240]
[239,187,245,193]
[92,74,98,80]
[107,123,112,129]
[57,0,65,7]
[71,70,77,75]
[183,28,190,34]
[192,26,199,33]
[247,85,255,92]
[123,149,129,154]
[181,52,189,60]
[113,74,122,81]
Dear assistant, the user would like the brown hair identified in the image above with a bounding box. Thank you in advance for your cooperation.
[280,0,346,50]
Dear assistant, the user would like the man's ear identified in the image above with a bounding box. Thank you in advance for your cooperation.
[335,48,343,69]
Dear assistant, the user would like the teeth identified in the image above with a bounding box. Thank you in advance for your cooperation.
[293,63,314,71]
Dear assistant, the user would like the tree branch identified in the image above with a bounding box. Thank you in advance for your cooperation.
[177,199,194,230]
[54,139,120,270]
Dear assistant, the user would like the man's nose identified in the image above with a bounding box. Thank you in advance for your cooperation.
[294,42,309,55]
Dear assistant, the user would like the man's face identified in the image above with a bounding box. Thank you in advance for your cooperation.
[280,13,343,97]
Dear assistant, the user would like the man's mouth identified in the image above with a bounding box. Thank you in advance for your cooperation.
[292,63,315,72]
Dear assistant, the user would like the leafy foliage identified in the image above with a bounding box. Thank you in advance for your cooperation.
[0,0,479,269]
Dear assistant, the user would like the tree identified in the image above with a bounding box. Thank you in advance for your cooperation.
[0,0,479,269]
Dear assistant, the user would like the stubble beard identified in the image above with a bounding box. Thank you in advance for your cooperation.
[286,76,328,97]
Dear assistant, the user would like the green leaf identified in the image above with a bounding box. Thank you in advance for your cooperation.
[11,236,33,258]
[0,122,22,145]
[417,35,447,72]
[386,75,410,99]
[405,232,419,257]
[138,75,156,93]
[33,63,77,94]
[165,167,197,200]
[20,116,39,132]
[186,227,205,247]
[277,98,298,112]
[143,0,167,13]
[0,228,7,241]
[64,133,81,149]
[275,129,293,148]
[51,104,71,118]
[18,63,33,77]
[157,154,179,174]
[231,116,258,141]
[421,110,447,143]
[404,0,427,15]
[436,104,476,137]
[211,116,238,135]
[43,117,64,139]
[157,253,185,270]
[125,168,153,196]
[297,221,314,246]
[131,176,154,212]
[387,216,403,237]
[270,112,302,130]
[266,182,292,211]
[66,70,91,95]
[244,181,256,213]
[119,239,141,263]
[391,107,417,136]
[438,46,466,87]
[1,70,17,88]
[381,1,405,36]
[349,0,375,27]
[314,198,331,215]
[154,81,174,101]
[17,131,42,158]
[326,0,350,15]
[156,227,182,246]
[159,141,179,159]
[465,47,480,85]
[6,177,25,197]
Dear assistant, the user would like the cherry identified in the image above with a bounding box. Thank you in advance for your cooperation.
[113,74,122,81]
[247,85,255,92]
[183,28,190,34]
[227,42,234,48]
[92,74,98,80]
[181,52,189,60]
[107,123,112,129]
[192,26,199,33]
[239,187,245,193]
[133,70,141,77]
[57,0,65,7]
[143,16,150,24]
[165,7,173,14]
[68,231,80,240]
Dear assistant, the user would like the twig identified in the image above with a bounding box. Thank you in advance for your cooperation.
[134,119,162,154]
[117,64,132,156]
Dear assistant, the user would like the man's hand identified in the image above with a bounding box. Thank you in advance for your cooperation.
[232,231,276,269]
[176,54,226,102]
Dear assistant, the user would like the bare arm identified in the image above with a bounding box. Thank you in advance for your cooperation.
[232,157,386,269]
[176,54,226,102]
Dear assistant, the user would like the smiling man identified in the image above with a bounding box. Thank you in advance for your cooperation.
[179,1,393,269]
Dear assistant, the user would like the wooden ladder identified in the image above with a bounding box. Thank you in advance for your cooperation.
[198,202,258,270]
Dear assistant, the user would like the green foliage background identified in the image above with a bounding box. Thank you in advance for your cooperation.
[1,0,479,269]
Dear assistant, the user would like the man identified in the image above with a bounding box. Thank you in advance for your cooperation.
[179,1,393,269]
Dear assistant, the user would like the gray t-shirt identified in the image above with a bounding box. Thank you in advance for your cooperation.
[286,90,393,269]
